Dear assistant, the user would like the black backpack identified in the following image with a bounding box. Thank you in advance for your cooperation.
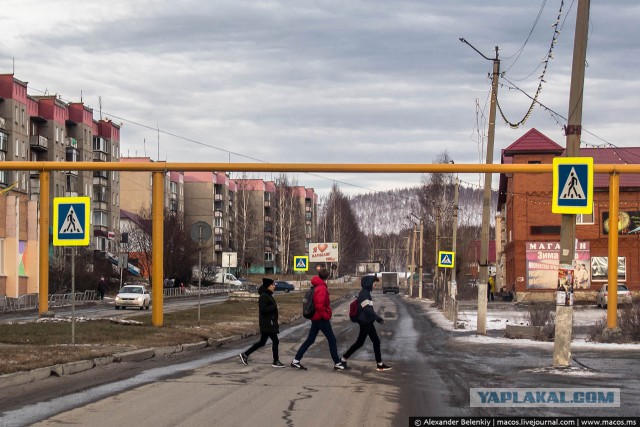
[302,287,315,319]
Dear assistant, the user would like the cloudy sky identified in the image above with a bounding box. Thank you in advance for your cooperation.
[2,1,639,196]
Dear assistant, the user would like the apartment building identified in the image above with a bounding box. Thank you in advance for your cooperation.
[497,128,640,301]
[0,73,122,296]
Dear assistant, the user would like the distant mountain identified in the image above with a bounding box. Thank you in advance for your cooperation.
[350,185,497,236]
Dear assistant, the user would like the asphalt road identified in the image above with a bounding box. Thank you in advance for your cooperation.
[1,293,639,426]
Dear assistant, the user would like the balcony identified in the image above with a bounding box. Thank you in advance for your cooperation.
[264,200,270,208]
[264,216,272,222]
[214,193,223,201]
[93,151,107,162]
[65,137,78,148]
[306,233,311,239]
[65,170,79,177]
[214,210,223,218]
[265,245,272,252]
[214,227,223,235]
[29,135,48,151]
[0,117,5,129]
[214,244,223,252]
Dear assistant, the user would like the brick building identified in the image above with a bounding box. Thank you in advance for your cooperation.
[497,128,640,301]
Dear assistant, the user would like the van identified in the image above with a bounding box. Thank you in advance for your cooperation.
[381,272,400,294]
[214,272,243,288]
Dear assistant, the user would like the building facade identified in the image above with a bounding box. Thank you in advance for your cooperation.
[497,128,640,301]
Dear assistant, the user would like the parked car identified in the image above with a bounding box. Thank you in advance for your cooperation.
[596,283,632,308]
[274,280,295,293]
[115,284,151,310]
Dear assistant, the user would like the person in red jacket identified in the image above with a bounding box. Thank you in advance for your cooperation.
[290,268,349,371]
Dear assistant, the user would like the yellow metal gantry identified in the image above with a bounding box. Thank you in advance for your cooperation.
[3,160,639,327]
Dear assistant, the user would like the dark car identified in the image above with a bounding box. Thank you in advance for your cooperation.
[274,280,295,293]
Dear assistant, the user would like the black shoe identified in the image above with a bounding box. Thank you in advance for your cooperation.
[290,361,307,370]
[376,363,392,371]
[239,353,248,365]
[334,362,351,371]
[272,360,286,368]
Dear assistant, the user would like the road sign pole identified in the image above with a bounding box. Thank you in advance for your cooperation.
[71,247,76,345]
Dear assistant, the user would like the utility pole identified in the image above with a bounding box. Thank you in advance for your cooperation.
[405,229,412,292]
[410,223,417,297]
[418,218,424,299]
[460,39,500,335]
[435,204,441,306]
[554,0,590,367]
[452,177,459,296]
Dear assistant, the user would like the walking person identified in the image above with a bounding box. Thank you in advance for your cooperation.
[97,277,107,301]
[239,278,285,368]
[340,275,392,371]
[290,268,349,371]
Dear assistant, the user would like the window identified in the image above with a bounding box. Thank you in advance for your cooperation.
[95,236,107,251]
[265,252,273,261]
[577,207,594,224]
[528,160,541,164]
[15,139,19,157]
[0,131,7,151]
[93,210,109,227]
[214,218,223,227]
[0,238,4,274]
[530,226,561,235]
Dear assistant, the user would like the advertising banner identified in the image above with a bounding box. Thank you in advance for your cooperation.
[525,241,590,290]
[309,242,339,262]
[602,211,640,234]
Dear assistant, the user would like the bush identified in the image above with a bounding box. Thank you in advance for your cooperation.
[526,303,555,341]
[589,305,640,343]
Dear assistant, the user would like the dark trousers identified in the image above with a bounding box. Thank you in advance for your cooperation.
[343,322,382,364]
[294,319,339,364]
[244,332,279,362]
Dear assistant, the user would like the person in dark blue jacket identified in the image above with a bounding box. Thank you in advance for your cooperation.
[340,275,392,371]
[239,278,285,368]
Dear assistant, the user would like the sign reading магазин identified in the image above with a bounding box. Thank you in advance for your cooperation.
[308,242,339,262]
[525,241,590,290]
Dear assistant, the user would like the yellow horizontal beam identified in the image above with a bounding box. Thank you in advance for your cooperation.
[3,161,640,174]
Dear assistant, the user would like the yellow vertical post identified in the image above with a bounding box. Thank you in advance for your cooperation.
[607,173,619,329]
[38,171,50,314]
[151,171,164,327]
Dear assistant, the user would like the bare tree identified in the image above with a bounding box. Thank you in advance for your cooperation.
[273,174,304,274]
[234,175,260,275]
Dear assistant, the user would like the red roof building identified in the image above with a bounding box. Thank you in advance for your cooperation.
[497,129,640,301]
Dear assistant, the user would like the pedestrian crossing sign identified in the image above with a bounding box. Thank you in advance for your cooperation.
[53,196,91,246]
[438,251,455,268]
[552,157,593,214]
[293,256,309,272]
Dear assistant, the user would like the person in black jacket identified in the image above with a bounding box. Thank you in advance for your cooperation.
[340,275,392,371]
[239,278,285,368]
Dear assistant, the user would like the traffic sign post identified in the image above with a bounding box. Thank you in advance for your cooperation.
[552,157,593,214]
[438,251,455,269]
[293,256,309,272]
[52,196,91,345]
[53,196,91,246]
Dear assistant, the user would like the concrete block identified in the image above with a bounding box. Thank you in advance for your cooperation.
[58,360,95,376]
[0,371,36,388]
[505,325,541,339]
[114,348,156,363]
[182,341,208,352]
[215,335,241,346]
[32,366,54,381]
[93,356,115,367]
[154,345,183,357]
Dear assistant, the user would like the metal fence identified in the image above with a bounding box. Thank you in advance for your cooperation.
[0,290,98,313]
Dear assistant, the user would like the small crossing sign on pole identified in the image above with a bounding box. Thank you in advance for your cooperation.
[293,256,309,272]
[53,196,91,246]
[552,157,593,214]
[438,251,455,269]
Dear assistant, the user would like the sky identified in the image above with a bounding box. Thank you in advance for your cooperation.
[2,1,639,196]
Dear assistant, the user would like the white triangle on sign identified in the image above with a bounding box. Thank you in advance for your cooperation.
[60,206,83,234]
[296,258,306,268]
[441,254,452,265]
[560,167,586,200]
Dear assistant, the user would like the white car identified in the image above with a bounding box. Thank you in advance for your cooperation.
[115,284,151,310]
[596,283,632,308]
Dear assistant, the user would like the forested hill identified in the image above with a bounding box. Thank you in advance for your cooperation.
[350,185,497,236]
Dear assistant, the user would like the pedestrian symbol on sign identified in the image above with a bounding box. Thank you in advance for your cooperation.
[61,206,83,234]
[560,167,585,200]
[438,251,455,268]
[293,256,309,272]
